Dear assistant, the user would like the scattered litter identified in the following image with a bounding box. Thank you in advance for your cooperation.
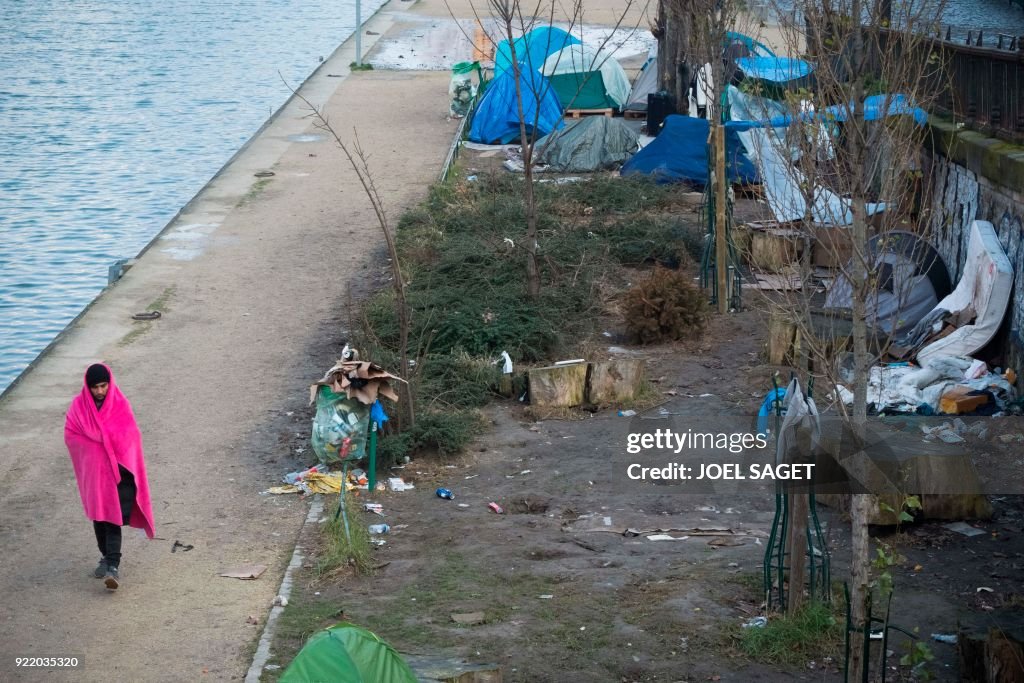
[451,612,486,625]
[220,565,268,580]
[603,516,612,526]
[519,469,532,475]
[370,539,386,546]
[273,595,288,607]
[458,503,470,508]
[264,665,281,671]
[617,410,637,417]
[742,617,768,629]
[944,521,985,537]
[388,477,414,492]
[436,487,455,500]
[364,503,384,514]
[368,524,390,535]
[172,540,194,553]
[464,474,479,480]
[728,562,740,568]
[647,534,690,541]
[931,633,958,644]
[976,586,994,593]
[488,502,504,514]
[554,359,586,366]
[538,594,554,599]
[699,393,714,398]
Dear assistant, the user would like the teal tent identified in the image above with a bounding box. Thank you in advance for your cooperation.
[494,26,580,76]
[280,622,417,683]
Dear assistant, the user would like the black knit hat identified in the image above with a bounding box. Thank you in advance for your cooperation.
[85,364,110,387]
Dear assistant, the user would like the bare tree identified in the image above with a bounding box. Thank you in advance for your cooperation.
[285,80,416,430]
[736,1,948,678]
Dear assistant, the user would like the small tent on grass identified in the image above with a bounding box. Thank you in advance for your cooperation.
[825,231,951,337]
[620,115,757,186]
[280,622,417,683]
[494,26,580,76]
[540,43,632,110]
[468,67,563,144]
[625,53,658,112]
[534,116,639,172]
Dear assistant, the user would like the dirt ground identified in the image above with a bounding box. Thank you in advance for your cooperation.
[268,292,1024,681]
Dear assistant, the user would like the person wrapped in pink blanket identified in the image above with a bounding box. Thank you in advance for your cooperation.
[65,364,155,591]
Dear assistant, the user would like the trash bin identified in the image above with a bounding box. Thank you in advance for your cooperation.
[449,61,482,118]
[647,90,675,136]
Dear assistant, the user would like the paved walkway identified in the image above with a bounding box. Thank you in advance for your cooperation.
[0,1,457,679]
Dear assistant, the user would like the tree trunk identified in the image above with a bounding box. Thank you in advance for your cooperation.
[502,13,542,300]
[847,3,870,680]
[657,0,691,114]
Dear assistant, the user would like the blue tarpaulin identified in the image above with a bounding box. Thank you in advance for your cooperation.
[735,56,813,84]
[494,26,580,76]
[825,94,928,126]
[468,67,564,144]
[620,115,758,186]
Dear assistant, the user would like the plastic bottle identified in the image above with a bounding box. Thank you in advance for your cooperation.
[368,524,390,535]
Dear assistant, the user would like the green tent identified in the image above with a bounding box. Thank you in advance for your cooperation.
[280,623,417,683]
[540,44,632,111]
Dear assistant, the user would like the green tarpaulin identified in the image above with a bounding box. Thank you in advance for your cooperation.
[541,43,631,110]
[280,623,417,683]
[546,72,617,110]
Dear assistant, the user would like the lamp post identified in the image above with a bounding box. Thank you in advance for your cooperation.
[355,0,362,66]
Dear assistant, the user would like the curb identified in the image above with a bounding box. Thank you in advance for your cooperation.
[245,496,325,682]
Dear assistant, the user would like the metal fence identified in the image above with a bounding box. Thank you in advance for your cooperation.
[881,27,1024,143]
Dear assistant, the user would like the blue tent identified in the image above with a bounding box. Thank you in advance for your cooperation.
[620,115,758,186]
[735,56,813,84]
[468,67,563,144]
[494,27,580,76]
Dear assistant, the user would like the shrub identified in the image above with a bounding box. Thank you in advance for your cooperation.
[623,267,709,344]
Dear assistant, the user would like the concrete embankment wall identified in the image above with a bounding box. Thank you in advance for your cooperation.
[924,120,1024,370]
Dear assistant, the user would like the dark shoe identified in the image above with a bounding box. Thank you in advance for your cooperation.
[93,560,107,579]
[104,566,120,591]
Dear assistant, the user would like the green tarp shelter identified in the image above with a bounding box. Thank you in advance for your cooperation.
[280,622,417,683]
[541,44,631,110]
[535,116,639,172]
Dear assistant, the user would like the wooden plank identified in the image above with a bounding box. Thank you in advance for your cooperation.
[587,360,645,405]
[565,108,615,119]
[528,362,588,407]
[623,110,646,120]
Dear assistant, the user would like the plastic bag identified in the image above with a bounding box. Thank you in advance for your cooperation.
[449,61,481,118]
[311,385,370,464]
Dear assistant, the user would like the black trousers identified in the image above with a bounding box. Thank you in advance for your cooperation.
[92,465,136,568]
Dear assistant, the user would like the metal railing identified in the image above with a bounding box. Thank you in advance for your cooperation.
[880,27,1024,143]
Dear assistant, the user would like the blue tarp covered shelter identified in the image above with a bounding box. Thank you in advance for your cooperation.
[468,67,563,144]
[494,27,580,76]
[735,56,813,83]
[620,115,758,186]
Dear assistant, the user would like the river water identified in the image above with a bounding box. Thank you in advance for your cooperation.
[0,0,387,394]
[766,0,1024,38]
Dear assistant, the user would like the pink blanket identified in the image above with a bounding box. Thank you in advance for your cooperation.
[64,364,155,538]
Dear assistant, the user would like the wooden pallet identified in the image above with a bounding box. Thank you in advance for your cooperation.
[623,109,646,120]
[565,108,614,119]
